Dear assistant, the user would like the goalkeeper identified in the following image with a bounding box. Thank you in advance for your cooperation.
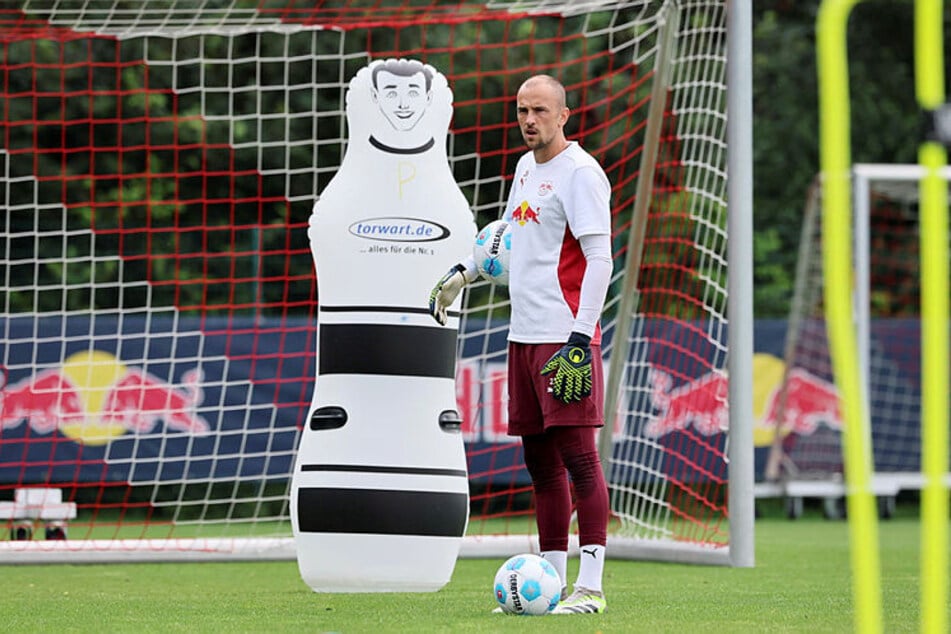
[429,74,612,615]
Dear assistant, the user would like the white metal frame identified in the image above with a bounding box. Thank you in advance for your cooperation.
[759,163,951,518]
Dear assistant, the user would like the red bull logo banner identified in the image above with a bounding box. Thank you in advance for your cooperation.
[1,350,209,444]
[645,356,843,445]
[0,315,305,484]
[0,315,920,486]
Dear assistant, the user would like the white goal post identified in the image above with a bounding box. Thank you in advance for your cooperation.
[0,0,753,567]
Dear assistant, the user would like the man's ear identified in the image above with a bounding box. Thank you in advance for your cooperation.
[371,88,379,104]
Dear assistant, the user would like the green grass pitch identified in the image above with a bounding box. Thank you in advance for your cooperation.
[2,508,944,633]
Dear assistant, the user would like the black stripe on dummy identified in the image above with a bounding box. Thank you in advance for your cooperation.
[318,323,456,378]
[319,305,432,315]
[301,463,467,478]
[296,487,468,537]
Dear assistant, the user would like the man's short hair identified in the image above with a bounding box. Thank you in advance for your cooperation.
[520,74,567,109]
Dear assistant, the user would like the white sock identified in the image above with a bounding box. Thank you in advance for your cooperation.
[575,543,606,593]
[540,550,568,590]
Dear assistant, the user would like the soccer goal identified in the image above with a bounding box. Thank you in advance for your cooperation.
[763,163,951,517]
[0,0,752,566]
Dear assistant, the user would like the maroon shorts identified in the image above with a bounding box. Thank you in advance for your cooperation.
[506,341,604,436]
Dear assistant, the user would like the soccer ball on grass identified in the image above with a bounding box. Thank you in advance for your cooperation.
[473,220,512,285]
[493,553,561,616]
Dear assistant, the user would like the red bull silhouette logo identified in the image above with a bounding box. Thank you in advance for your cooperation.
[511,201,540,226]
[762,367,842,436]
[646,368,728,437]
[100,367,208,435]
[0,350,210,445]
[0,370,84,435]
[646,357,843,442]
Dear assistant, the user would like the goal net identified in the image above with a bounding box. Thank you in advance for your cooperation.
[1,0,737,564]
[764,164,951,515]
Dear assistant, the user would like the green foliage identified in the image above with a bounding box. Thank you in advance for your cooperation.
[753,226,796,314]
[752,1,951,317]
[4,3,946,318]
[752,5,821,318]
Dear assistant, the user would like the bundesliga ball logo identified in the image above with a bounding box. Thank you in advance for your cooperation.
[473,220,512,285]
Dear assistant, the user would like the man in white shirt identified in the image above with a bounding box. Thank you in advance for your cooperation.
[429,74,612,615]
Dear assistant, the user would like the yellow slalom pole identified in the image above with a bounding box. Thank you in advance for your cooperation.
[816,2,882,632]
[914,2,949,633]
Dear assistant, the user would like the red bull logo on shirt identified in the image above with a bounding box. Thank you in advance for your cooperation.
[0,349,210,446]
[511,201,541,226]
[645,353,843,446]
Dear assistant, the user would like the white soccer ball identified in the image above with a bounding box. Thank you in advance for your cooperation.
[473,220,512,285]
[493,553,561,616]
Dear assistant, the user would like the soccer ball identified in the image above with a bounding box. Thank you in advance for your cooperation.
[493,553,561,616]
[473,220,512,285]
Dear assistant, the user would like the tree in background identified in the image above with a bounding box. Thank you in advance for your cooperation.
[752,0,941,317]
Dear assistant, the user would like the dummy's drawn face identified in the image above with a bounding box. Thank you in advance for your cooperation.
[372,70,432,131]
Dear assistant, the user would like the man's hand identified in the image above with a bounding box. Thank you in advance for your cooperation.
[541,332,593,403]
[428,264,467,325]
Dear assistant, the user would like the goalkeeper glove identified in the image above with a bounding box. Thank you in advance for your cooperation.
[428,263,468,325]
[541,332,593,403]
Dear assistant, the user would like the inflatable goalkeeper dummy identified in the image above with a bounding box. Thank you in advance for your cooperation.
[291,59,476,592]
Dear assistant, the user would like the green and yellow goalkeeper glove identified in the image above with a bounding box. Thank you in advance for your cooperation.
[428,263,468,326]
[541,332,593,403]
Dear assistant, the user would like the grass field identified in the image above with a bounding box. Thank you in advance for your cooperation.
[2,504,944,633]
